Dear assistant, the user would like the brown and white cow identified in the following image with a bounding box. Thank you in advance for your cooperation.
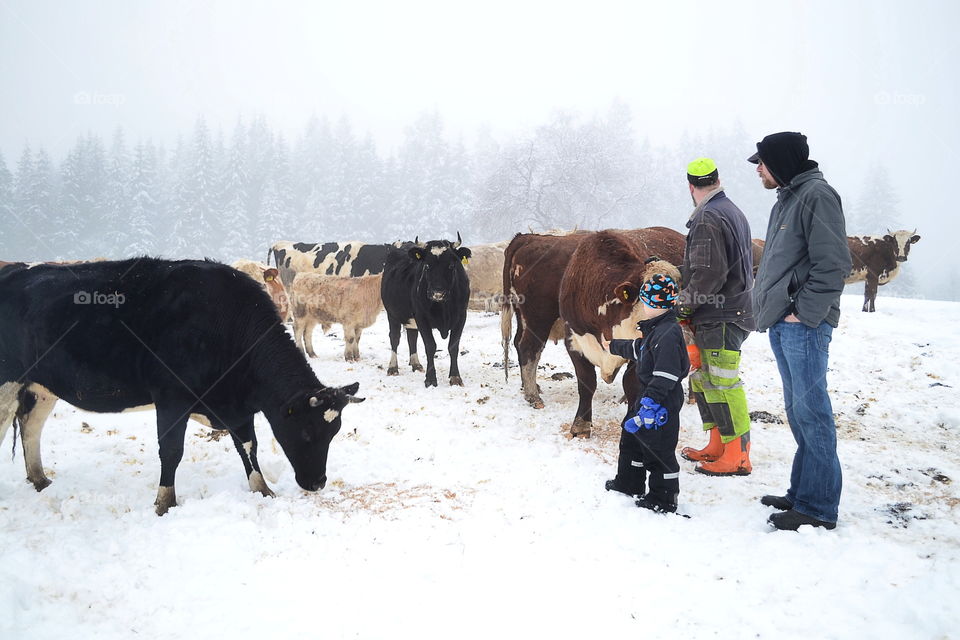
[500,231,592,408]
[501,227,685,436]
[844,229,921,312]
[291,273,383,361]
[463,240,509,312]
[232,259,291,322]
[559,230,685,437]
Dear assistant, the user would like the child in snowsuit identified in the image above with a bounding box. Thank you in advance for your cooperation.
[603,274,689,513]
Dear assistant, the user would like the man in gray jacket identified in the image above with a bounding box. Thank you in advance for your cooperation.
[678,158,756,477]
[749,132,851,531]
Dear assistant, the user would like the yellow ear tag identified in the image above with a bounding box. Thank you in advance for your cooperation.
[264,275,275,282]
[622,290,630,300]
[288,408,294,415]
[461,257,469,266]
[415,252,422,260]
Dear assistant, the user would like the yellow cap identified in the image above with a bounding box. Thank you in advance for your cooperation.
[687,157,718,177]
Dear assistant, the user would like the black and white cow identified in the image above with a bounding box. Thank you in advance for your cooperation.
[0,258,363,515]
[845,229,921,312]
[381,235,472,387]
[268,241,394,289]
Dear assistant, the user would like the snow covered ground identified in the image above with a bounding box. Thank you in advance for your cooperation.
[1,294,958,639]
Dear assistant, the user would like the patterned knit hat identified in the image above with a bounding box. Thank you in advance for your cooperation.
[639,274,679,309]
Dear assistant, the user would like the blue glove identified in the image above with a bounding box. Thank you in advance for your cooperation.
[625,397,669,432]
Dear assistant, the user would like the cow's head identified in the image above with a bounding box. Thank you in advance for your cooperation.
[274,382,364,492]
[409,232,472,302]
[884,229,921,262]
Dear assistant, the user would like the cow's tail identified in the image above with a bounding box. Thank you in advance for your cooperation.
[0,382,22,458]
[501,295,513,382]
[500,234,522,383]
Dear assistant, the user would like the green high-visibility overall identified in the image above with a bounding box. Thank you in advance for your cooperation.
[689,322,751,443]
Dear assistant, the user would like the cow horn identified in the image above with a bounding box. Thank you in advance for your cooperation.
[453,232,462,249]
[308,395,320,407]
[887,228,893,235]
[346,395,366,404]
[912,228,917,235]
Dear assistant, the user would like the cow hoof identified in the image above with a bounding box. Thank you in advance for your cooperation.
[28,476,51,492]
[248,471,275,498]
[449,376,463,386]
[412,364,424,372]
[387,367,399,376]
[154,487,177,516]
[570,418,592,438]
[524,396,545,409]
[424,377,438,388]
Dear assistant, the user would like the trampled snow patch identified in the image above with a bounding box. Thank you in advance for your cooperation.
[1,295,958,638]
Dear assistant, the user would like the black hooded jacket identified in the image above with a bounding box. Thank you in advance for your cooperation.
[609,309,689,409]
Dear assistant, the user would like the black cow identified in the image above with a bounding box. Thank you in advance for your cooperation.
[381,235,471,387]
[0,258,363,515]
[268,241,394,289]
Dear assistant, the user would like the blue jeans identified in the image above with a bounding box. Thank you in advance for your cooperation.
[768,320,842,522]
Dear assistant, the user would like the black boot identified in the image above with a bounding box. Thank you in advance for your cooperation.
[760,495,793,511]
[768,509,836,531]
[635,495,677,514]
[604,479,637,496]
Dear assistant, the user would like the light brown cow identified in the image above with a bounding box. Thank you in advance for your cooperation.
[463,240,509,312]
[232,259,291,322]
[291,273,383,361]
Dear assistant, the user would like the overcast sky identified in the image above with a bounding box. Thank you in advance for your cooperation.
[2,0,958,287]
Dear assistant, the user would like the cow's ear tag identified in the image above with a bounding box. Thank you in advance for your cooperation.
[287,407,294,416]
[622,290,630,300]
[264,275,275,282]
[461,256,469,266]
[414,251,422,260]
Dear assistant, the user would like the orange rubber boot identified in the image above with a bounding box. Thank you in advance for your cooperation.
[681,427,723,462]
[695,436,752,476]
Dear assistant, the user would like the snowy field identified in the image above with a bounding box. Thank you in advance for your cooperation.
[1,294,959,639]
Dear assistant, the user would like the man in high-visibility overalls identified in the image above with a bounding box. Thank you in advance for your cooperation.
[678,158,756,476]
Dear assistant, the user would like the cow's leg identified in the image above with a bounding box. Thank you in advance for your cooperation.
[448,320,466,386]
[516,320,546,408]
[406,328,423,372]
[419,326,439,388]
[621,361,641,424]
[18,385,58,491]
[292,315,306,353]
[153,402,191,516]
[864,276,879,313]
[344,324,359,361]
[352,327,364,361]
[387,315,402,375]
[228,417,275,498]
[303,319,319,357]
[565,342,597,438]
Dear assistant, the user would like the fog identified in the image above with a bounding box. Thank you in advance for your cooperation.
[2,0,958,299]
